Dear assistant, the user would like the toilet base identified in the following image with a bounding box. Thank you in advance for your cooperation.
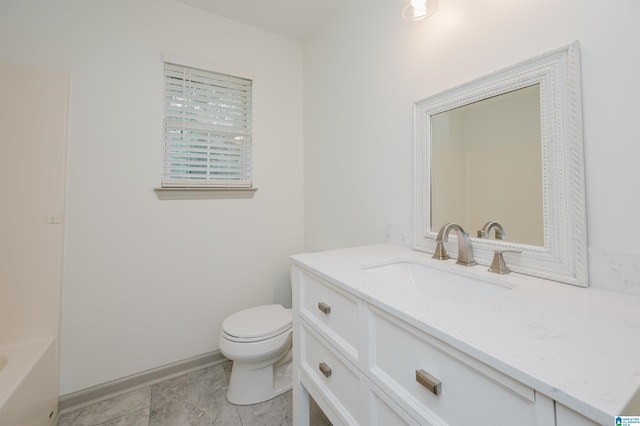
[227,358,293,405]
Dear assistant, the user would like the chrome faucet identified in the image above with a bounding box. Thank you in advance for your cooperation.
[477,221,506,240]
[433,223,477,267]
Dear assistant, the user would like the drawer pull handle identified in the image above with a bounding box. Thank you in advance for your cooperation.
[319,362,332,378]
[318,302,331,315]
[416,369,442,396]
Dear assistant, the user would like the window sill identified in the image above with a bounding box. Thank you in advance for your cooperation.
[154,187,258,200]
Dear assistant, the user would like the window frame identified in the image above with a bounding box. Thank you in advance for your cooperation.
[155,55,257,200]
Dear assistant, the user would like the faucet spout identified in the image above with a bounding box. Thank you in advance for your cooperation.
[477,221,506,240]
[433,223,477,266]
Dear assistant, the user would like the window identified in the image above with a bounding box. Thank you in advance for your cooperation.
[162,61,253,189]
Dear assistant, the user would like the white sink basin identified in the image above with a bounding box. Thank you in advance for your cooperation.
[363,261,515,303]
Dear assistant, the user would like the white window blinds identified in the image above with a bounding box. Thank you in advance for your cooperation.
[163,62,252,188]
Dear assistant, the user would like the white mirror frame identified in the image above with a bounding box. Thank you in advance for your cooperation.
[413,41,588,287]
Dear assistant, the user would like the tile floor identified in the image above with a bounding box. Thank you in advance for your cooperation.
[58,361,331,426]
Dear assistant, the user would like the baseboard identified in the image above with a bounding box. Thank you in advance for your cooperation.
[58,350,227,412]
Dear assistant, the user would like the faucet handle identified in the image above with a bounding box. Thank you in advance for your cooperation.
[488,249,521,274]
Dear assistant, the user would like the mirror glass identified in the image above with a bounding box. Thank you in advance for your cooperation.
[413,42,589,287]
[431,84,543,246]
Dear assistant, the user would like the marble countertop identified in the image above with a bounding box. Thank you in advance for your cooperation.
[290,243,640,425]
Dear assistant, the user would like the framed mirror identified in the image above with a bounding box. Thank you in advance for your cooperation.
[413,41,588,287]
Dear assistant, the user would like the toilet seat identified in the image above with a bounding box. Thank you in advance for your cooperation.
[222,304,292,343]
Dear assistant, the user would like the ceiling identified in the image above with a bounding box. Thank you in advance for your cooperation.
[175,0,347,41]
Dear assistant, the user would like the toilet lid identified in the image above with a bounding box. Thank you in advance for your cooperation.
[222,304,292,340]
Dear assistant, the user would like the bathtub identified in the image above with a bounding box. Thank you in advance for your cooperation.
[0,337,58,426]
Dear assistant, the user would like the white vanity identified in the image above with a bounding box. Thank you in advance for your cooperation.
[290,243,640,425]
[289,41,638,426]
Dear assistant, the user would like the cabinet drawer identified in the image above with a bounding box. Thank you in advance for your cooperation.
[368,307,537,426]
[298,270,360,361]
[299,322,362,425]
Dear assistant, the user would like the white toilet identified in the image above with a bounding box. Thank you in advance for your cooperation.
[218,304,293,405]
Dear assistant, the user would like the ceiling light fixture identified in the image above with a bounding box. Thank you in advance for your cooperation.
[402,0,438,21]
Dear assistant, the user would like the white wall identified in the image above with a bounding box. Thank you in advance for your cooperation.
[0,0,304,394]
[304,0,640,293]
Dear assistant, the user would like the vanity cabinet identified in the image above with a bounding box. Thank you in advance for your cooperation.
[292,266,556,425]
[290,243,640,425]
